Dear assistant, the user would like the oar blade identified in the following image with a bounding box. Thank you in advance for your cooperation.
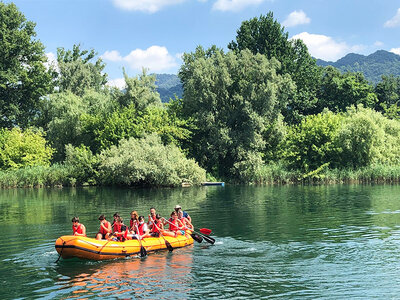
[200,228,212,235]
[140,246,147,257]
[202,234,215,245]
[191,233,203,243]
[165,240,173,252]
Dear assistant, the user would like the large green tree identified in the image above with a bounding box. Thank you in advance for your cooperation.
[316,66,378,113]
[375,75,400,120]
[0,2,53,128]
[56,44,108,96]
[179,47,294,180]
[228,12,322,123]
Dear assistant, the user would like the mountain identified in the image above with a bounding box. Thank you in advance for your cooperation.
[316,50,400,83]
[154,74,183,103]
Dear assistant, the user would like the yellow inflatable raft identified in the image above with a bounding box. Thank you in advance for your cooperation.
[55,232,194,260]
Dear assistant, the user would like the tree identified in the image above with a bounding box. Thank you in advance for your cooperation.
[228,12,322,123]
[0,128,54,169]
[375,75,400,119]
[316,67,378,113]
[56,44,107,96]
[179,47,294,180]
[117,68,161,110]
[0,2,53,128]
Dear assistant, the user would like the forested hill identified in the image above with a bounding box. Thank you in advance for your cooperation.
[316,50,400,83]
[154,74,183,103]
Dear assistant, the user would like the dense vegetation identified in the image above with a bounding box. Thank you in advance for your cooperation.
[1,3,400,187]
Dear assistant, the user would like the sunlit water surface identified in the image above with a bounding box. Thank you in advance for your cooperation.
[1,185,400,299]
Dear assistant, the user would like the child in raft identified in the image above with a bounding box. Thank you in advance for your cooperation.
[178,209,194,230]
[148,213,163,237]
[110,216,127,241]
[162,211,185,237]
[72,216,86,237]
[96,214,112,240]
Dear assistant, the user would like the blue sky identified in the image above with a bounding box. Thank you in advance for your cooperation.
[6,0,400,87]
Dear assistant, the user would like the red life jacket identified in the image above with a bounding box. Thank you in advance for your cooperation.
[151,220,160,233]
[114,222,122,233]
[137,222,145,235]
[113,223,126,241]
[99,220,110,235]
[169,219,179,231]
[72,224,85,236]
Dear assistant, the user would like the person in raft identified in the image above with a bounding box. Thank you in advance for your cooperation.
[136,216,150,239]
[112,212,120,227]
[111,216,127,241]
[174,205,191,223]
[162,211,185,237]
[149,213,163,237]
[148,207,157,228]
[178,209,194,230]
[96,214,112,240]
[72,216,86,237]
[129,211,139,233]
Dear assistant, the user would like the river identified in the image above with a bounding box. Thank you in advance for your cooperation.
[1,184,400,299]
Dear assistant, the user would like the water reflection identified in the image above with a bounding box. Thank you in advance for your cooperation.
[54,247,194,299]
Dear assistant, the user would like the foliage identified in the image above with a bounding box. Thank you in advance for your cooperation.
[64,144,98,185]
[118,69,161,110]
[375,75,400,120]
[228,11,322,123]
[0,164,73,188]
[316,66,378,113]
[0,128,54,169]
[282,110,343,172]
[0,2,54,128]
[56,44,108,96]
[179,47,294,180]
[154,73,183,103]
[80,104,191,154]
[98,134,206,187]
[337,106,400,167]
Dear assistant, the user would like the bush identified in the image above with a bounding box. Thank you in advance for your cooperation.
[0,128,54,169]
[98,134,206,187]
[64,144,99,185]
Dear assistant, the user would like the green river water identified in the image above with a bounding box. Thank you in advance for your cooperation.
[1,184,400,299]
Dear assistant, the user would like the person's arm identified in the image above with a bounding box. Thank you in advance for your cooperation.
[186,214,192,223]
[177,219,185,230]
[185,219,194,230]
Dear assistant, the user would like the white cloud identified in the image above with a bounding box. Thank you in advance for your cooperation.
[101,50,123,61]
[374,41,384,47]
[291,32,362,61]
[213,0,265,12]
[390,48,400,55]
[384,8,400,28]
[113,0,185,13]
[106,78,127,89]
[102,46,178,72]
[282,10,310,27]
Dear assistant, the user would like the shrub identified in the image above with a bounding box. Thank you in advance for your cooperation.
[98,134,206,187]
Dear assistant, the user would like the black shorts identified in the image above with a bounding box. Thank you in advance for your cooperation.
[150,232,160,237]
[99,233,107,239]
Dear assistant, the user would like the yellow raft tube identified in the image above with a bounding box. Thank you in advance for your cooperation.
[55,232,194,260]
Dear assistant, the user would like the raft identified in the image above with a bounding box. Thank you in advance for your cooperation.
[55,232,194,260]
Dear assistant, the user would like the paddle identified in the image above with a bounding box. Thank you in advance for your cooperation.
[135,224,148,257]
[163,218,215,245]
[150,216,173,252]
[200,228,212,235]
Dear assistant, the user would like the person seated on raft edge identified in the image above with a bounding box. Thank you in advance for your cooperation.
[149,213,163,237]
[137,215,151,239]
[129,211,139,234]
[148,207,156,229]
[110,216,128,242]
[178,209,194,230]
[162,211,185,238]
[174,205,191,223]
[72,216,86,237]
[96,214,112,240]
[112,212,120,227]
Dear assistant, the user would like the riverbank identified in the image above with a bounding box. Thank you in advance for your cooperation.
[1,163,400,188]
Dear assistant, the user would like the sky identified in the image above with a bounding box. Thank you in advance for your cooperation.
[6,0,400,88]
